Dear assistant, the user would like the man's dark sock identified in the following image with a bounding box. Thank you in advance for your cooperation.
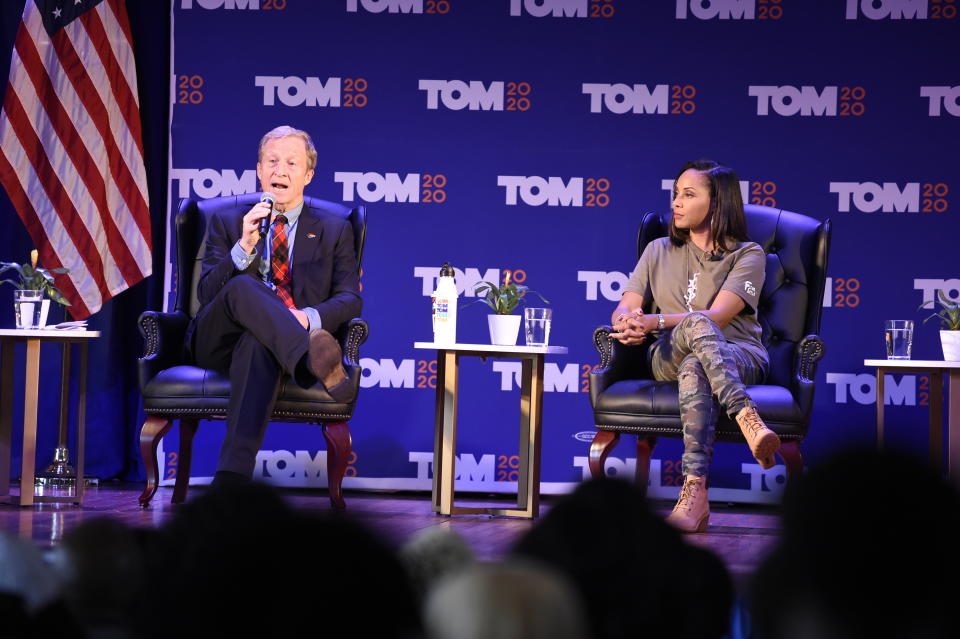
[325,375,354,403]
[211,470,251,487]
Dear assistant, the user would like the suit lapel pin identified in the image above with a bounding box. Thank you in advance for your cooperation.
[306,232,317,239]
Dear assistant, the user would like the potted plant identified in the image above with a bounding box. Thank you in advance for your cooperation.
[469,280,548,346]
[920,289,960,361]
[1,250,70,328]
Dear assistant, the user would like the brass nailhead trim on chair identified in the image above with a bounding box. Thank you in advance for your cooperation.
[141,315,160,357]
[145,408,353,420]
[594,424,800,440]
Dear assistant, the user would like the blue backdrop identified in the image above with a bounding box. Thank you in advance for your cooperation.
[163,0,956,503]
[165,0,960,501]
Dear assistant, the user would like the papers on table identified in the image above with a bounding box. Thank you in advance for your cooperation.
[49,320,88,330]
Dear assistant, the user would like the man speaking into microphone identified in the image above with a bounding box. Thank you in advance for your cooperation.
[184,125,362,485]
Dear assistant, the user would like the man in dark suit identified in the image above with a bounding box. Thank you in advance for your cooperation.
[185,125,362,484]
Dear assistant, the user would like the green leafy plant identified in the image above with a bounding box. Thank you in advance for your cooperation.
[919,289,960,331]
[466,280,549,315]
[1,250,71,306]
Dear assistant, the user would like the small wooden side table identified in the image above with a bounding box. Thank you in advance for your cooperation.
[0,328,100,506]
[414,342,568,518]
[863,359,960,478]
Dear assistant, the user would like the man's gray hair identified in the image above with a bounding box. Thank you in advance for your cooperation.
[257,125,317,171]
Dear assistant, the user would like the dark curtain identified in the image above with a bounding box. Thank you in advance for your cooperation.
[0,1,170,481]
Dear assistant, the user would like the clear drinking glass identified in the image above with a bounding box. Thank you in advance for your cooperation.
[884,320,913,359]
[524,307,552,347]
[14,289,44,329]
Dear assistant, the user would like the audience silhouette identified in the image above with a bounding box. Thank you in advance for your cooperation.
[134,481,422,638]
[6,447,955,639]
[750,446,960,639]
[513,478,733,639]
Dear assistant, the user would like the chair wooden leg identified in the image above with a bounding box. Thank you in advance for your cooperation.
[171,419,199,504]
[139,416,173,507]
[635,436,658,496]
[589,430,620,479]
[779,440,803,481]
[322,421,352,511]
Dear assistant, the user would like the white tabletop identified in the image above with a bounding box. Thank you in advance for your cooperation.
[0,328,100,338]
[414,341,568,355]
[864,359,960,369]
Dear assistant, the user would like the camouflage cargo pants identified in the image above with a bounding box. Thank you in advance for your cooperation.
[650,312,769,478]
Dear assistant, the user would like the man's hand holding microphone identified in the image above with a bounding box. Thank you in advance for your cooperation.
[239,192,276,255]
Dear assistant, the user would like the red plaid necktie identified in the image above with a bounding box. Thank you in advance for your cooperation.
[270,215,295,309]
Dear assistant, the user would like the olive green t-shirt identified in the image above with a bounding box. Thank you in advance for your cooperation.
[624,237,768,368]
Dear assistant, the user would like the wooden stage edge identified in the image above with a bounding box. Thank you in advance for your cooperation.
[0,481,781,591]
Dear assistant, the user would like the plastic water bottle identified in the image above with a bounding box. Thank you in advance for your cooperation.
[432,263,458,345]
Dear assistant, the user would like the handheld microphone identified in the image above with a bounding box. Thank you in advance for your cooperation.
[257,192,276,238]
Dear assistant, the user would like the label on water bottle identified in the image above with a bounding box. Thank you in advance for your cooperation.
[435,299,450,321]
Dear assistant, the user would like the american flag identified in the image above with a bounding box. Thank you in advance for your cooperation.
[0,0,151,319]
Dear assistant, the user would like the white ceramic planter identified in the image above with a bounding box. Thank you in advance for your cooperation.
[488,314,521,346]
[39,299,50,328]
[941,330,960,361]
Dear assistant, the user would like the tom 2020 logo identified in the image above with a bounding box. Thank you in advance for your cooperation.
[255,76,368,108]
[346,0,451,14]
[498,176,611,207]
[179,0,286,8]
[826,373,934,407]
[509,0,615,18]
[845,0,957,19]
[419,80,532,112]
[830,181,950,213]
[675,0,783,20]
[749,86,866,117]
[583,83,697,115]
[334,172,446,203]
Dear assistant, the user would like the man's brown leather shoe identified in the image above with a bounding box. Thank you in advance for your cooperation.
[308,330,350,401]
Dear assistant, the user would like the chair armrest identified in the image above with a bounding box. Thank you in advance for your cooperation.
[138,311,189,391]
[792,334,826,420]
[340,318,369,367]
[795,334,826,384]
[589,325,654,407]
[592,325,616,368]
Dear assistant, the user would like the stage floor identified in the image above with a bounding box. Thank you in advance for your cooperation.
[0,482,781,590]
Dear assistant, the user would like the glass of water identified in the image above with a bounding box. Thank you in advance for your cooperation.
[14,289,44,329]
[884,320,914,359]
[524,307,552,347]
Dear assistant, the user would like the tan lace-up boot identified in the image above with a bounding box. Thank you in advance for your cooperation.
[736,406,780,470]
[665,475,709,533]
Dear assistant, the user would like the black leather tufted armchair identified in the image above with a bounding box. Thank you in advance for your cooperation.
[588,204,830,489]
[137,194,368,510]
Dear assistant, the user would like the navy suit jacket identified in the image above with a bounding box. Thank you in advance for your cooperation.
[195,200,362,335]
